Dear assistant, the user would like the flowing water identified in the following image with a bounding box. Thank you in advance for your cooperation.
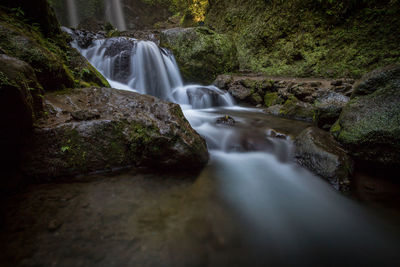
[51,34,400,265]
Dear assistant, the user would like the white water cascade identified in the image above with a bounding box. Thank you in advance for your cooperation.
[66,0,79,28]
[104,0,127,31]
[74,37,234,108]
[68,33,400,265]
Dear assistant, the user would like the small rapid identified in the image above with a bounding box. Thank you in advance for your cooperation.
[67,33,400,265]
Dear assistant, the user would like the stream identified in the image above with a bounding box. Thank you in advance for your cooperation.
[0,34,398,266]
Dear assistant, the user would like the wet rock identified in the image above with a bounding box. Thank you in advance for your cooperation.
[331,65,400,167]
[314,92,349,129]
[185,86,228,108]
[120,30,161,44]
[264,92,284,107]
[71,110,100,121]
[265,104,283,116]
[228,82,252,101]
[216,115,235,126]
[333,84,353,96]
[331,80,343,86]
[288,84,318,102]
[278,96,315,122]
[67,28,106,49]
[309,81,322,87]
[295,127,353,191]
[22,87,209,179]
[160,27,238,84]
[267,129,287,139]
[213,75,233,90]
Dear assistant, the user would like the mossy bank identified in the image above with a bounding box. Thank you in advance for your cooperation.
[205,0,400,78]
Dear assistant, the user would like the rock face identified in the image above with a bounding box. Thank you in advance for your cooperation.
[160,27,238,84]
[331,65,400,167]
[22,87,209,180]
[295,127,353,191]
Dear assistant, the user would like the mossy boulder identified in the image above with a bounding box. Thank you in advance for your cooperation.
[313,92,349,130]
[278,96,315,122]
[331,65,400,167]
[294,127,353,191]
[0,54,43,175]
[0,9,109,91]
[264,92,284,107]
[0,22,75,91]
[160,27,238,84]
[22,87,209,179]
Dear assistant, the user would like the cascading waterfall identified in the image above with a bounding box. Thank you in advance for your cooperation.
[66,0,79,28]
[74,36,234,108]
[66,32,400,265]
[104,0,127,31]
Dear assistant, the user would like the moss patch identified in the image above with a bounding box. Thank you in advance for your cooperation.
[160,27,239,84]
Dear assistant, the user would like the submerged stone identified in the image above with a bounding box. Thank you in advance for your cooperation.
[216,115,236,126]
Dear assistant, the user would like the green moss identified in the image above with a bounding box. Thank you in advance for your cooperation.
[60,127,87,171]
[0,10,109,91]
[250,93,263,104]
[279,95,314,121]
[0,70,14,87]
[264,92,283,107]
[330,120,341,138]
[205,0,400,78]
[160,26,238,83]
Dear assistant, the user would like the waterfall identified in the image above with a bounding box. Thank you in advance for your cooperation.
[73,36,234,109]
[66,0,79,27]
[105,0,127,31]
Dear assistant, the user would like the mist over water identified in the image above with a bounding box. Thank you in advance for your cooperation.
[68,35,400,265]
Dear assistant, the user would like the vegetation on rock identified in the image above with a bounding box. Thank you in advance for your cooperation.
[0,5,109,92]
[160,27,238,83]
[205,0,400,78]
[331,65,400,167]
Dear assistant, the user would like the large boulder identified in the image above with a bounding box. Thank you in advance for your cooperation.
[160,27,238,84]
[0,54,43,183]
[313,92,349,130]
[294,127,353,191]
[331,65,400,167]
[22,87,209,180]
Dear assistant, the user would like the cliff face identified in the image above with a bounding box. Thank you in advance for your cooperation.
[205,0,400,78]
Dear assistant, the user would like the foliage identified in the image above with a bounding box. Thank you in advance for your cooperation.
[205,0,400,78]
